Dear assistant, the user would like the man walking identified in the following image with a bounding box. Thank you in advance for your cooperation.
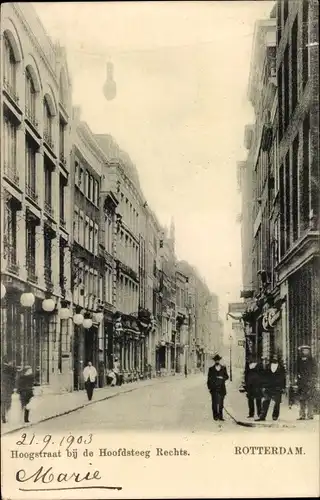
[256,354,286,421]
[244,355,262,419]
[1,357,16,423]
[207,354,229,421]
[297,345,318,420]
[83,361,97,401]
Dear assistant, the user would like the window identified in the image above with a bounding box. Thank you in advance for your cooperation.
[26,218,36,278]
[59,238,65,291]
[59,118,65,161]
[25,68,36,124]
[84,218,89,249]
[283,47,289,130]
[44,161,52,212]
[302,0,309,88]
[284,152,291,250]
[73,209,79,242]
[283,0,288,23]
[95,179,99,205]
[89,224,93,253]
[79,213,84,245]
[300,114,310,231]
[44,230,52,283]
[3,34,17,93]
[79,168,83,190]
[292,136,299,241]
[5,200,18,270]
[59,175,66,224]
[43,98,53,145]
[94,224,98,255]
[25,138,37,199]
[85,171,90,198]
[291,18,298,113]
[4,117,17,175]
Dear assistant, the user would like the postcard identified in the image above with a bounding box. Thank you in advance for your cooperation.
[1,1,319,498]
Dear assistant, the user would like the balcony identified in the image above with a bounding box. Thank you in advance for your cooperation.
[43,130,54,151]
[59,152,67,166]
[5,244,19,275]
[26,256,38,284]
[25,106,39,129]
[44,201,54,219]
[3,78,19,106]
[25,184,39,204]
[3,163,19,188]
[59,216,66,228]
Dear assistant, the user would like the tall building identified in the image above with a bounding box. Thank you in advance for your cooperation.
[70,110,108,390]
[1,3,73,392]
[239,0,319,394]
[275,0,319,384]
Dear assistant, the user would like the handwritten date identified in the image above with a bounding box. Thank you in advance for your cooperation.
[16,433,93,453]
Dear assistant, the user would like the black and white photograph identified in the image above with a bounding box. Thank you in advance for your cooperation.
[1,1,319,498]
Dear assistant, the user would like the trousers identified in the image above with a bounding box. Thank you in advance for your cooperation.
[211,391,225,420]
[260,391,282,420]
[247,392,262,417]
[85,381,95,401]
[299,394,313,418]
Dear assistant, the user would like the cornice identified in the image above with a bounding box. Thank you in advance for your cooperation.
[13,4,58,85]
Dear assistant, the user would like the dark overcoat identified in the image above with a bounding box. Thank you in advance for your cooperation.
[207,365,229,396]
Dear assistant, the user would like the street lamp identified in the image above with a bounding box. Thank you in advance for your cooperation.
[42,298,56,312]
[20,292,35,308]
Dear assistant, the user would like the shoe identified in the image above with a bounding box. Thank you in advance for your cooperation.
[254,417,266,421]
[307,416,314,420]
[219,418,225,421]
[272,417,278,421]
[247,415,254,419]
[297,417,306,420]
[213,417,218,421]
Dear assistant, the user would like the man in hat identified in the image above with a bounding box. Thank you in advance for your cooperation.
[207,354,229,421]
[297,345,318,420]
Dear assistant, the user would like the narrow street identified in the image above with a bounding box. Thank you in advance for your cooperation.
[3,374,316,438]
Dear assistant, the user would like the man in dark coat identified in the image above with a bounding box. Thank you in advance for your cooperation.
[207,354,229,421]
[297,345,318,420]
[244,355,263,419]
[1,357,16,423]
[256,354,286,421]
[17,366,34,423]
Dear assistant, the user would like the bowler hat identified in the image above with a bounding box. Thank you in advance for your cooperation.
[213,354,222,361]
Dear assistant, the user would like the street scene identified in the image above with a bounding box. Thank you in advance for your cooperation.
[1,0,319,440]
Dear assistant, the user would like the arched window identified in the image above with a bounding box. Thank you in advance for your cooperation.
[43,97,53,145]
[3,34,17,93]
[25,68,36,123]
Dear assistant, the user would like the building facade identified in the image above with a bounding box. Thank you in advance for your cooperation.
[239,0,319,392]
[1,3,73,393]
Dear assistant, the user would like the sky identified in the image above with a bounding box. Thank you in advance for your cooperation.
[34,1,274,324]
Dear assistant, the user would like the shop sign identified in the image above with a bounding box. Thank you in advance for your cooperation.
[262,307,281,330]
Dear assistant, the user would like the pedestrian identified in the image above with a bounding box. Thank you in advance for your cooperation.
[1,356,16,423]
[113,357,123,386]
[297,345,318,420]
[83,361,97,401]
[17,366,34,423]
[207,354,229,421]
[244,355,262,419]
[184,364,188,378]
[256,354,286,422]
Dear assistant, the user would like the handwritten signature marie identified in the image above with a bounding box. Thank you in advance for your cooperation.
[16,466,123,492]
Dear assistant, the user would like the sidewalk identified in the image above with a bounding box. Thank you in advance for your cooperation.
[225,381,319,430]
[1,373,188,436]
